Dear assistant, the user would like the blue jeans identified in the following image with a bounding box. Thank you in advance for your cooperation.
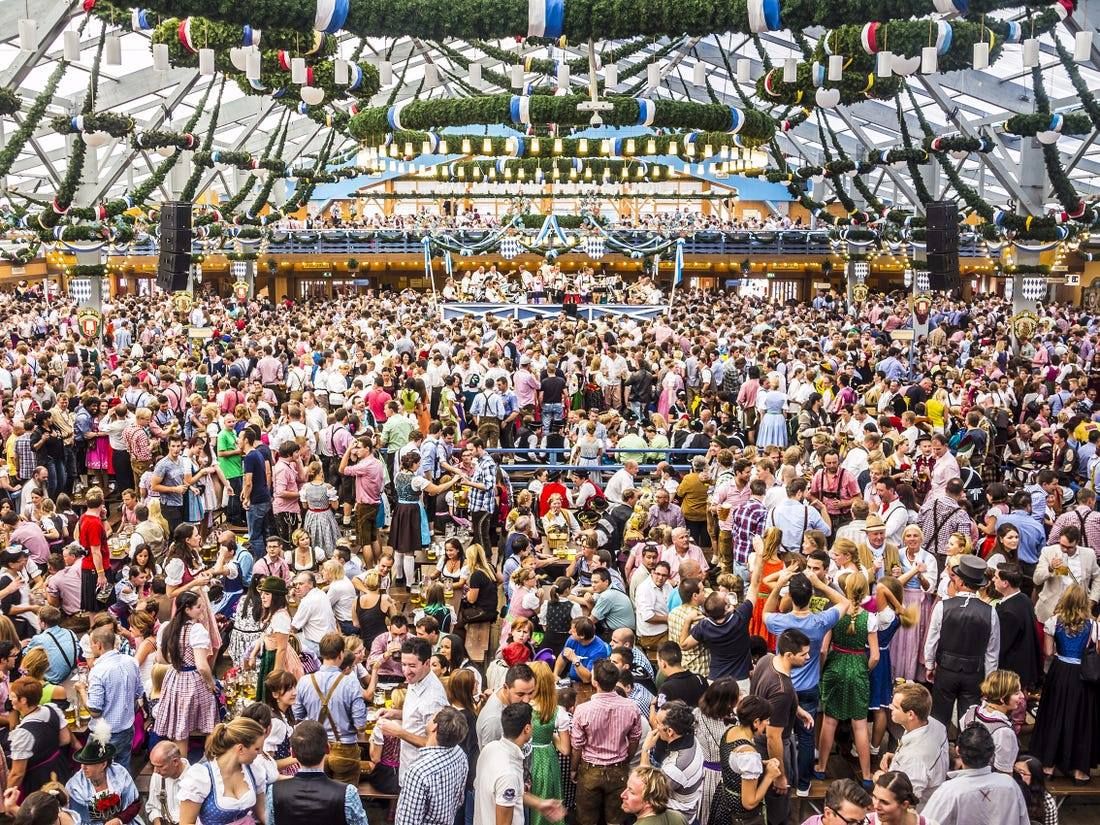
[542,402,564,435]
[111,725,134,772]
[733,560,752,586]
[246,500,272,559]
[796,686,820,791]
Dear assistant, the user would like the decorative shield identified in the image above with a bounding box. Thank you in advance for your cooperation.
[172,291,194,314]
[910,293,933,326]
[852,284,869,303]
[77,307,102,339]
[499,236,521,260]
[1011,310,1039,342]
[232,280,250,301]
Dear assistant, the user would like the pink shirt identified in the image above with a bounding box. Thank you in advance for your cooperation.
[272,459,304,515]
[47,563,83,615]
[12,522,50,564]
[661,543,710,583]
[343,456,384,504]
[929,452,960,499]
[513,369,541,408]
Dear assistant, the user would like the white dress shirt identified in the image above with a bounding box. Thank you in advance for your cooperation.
[635,576,672,636]
[889,719,948,805]
[146,759,190,825]
[921,766,1030,825]
[923,592,1001,677]
[291,586,337,648]
[399,671,449,782]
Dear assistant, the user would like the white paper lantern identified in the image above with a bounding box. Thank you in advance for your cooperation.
[921,45,938,73]
[973,41,990,69]
[229,47,248,71]
[557,63,569,89]
[693,61,706,86]
[1036,130,1061,144]
[18,19,36,52]
[105,33,122,66]
[82,131,111,147]
[469,61,482,84]
[198,47,215,75]
[876,50,894,77]
[511,64,524,89]
[424,63,439,88]
[63,30,81,62]
[334,58,349,85]
[157,146,175,158]
[604,64,618,87]
[827,54,843,81]
[300,85,325,105]
[152,42,170,71]
[1075,30,1094,61]
[291,57,307,84]
[892,54,921,76]
[246,48,262,80]
[736,58,751,83]
[783,58,798,83]
[379,60,393,86]
[815,87,841,108]
[647,62,661,90]
[1022,38,1039,67]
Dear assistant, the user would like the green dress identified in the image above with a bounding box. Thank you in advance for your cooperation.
[820,609,870,721]
[529,707,563,825]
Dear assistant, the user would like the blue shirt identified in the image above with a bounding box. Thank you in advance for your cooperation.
[292,665,368,743]
[86,648,143,732]
[563,635,611,682]
[1023,484,1049,525]
[1077,442,1096,479]
[994,510,1047,565]
[266,769,368,825]
[764,607,842,691]
[26,626,80,684]
[766,499,831,552]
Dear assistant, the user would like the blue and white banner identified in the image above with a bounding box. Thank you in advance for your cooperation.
[527,0,565,39]
[500,236,522,259]
[314,0,350,33]
[509,95,532,126]
[673,237,685,285]
[422,236,434,279]
[584,236,605,259]
[386,99,413,130]
[747,0,781,33]
[635,99,656,127]
[534,214,570,246]
[131,8,153,31]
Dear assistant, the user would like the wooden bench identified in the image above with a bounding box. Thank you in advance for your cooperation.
[1049,776,1100,811]
[797,780,830,815]
[358,781,400,824]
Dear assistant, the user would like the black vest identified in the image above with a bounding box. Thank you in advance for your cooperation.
[271,770,349,825]
[936,593,993,675]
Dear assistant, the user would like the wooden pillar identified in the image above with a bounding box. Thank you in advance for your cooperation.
[383,180,395,216]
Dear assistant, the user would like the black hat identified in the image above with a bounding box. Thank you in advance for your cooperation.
[953,555,987,588]
[73,724,117,764]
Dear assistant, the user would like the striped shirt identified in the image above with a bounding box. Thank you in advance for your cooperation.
[571,690,641,766]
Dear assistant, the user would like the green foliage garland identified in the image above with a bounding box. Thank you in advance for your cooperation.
[1003,111,1092,137]
[0,52,72,179]
[181,79,226,203]
[123,0,1029,46]
[150,16,335,74]
[231,58,379,104]
[0,89,19,117]
[349,94,775,146]
[434,157,671,182]
[1053,37,1100,132]
[470,37,651,77]
[51,112,135,138]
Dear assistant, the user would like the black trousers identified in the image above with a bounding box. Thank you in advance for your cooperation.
[471,510,493,557]
[931,667,982,726]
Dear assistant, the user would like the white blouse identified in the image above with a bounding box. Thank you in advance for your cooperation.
[178,759,260,810]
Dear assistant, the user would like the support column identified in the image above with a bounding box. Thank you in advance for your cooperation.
[1012,138,1050,314]
[73,137,106,317]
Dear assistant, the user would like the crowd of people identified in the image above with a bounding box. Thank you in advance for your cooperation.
[0,280,1097,825]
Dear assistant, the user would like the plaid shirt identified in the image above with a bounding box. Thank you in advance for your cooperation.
[730,499,768,565]
[14,433,35,481]
[394,745,468,825]
[468,453,498,513]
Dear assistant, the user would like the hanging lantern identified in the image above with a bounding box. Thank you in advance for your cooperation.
[18,19,36,52]
[198,47,215,75]
[578,138,589,154]
[646,138,657,154]
[1022,38,1039,67]
[892,54,921,76]
[973,41,990,69]
[1075,30,1093,61]
[469,61,482,83]
[647,62,661,90]
[876,50,894,77]
[827,54,843,81]
[461,138,472,153]
[737,58,752,83]
[424,63,440,88]
[246,48,262,80]
[553,138,563,154]
[815,88,841,108]
[693,62,706,86]
[511,65,524,89]
[63,30,81,62]
[557,63,569,88]
[105,33,122,66]
[291,57,307,84]
[379,60,393,86]
[604,64,618,87]
[300,85,325,105]
[783,57,798,83]
[921,45,938,73]
[481,138,492,153]
[152,42,170,71]
[334,58,350,85]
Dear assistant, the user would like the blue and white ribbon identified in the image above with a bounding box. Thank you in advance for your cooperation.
[728,107,745,134]
[935,21,953,54]
[673,237,685,285]
[131,8,152,31]
[297,101,309,114]
[534,214,569,245]
[272,87,286,98]
[242,25,261,47]
[1004,20,1022,42]
[422,236,434,281]
[635,98,656,126]
[249,78,268,91]
[932,0,967,16]
[386,99,412,130]
[527,0,565,39]
[509,95,532,125]
[811,61,825,87]
[746,0,781,33]
[1049,113,1064,133]
[348,63,364,91]
[70,115,85,133]
[508,136,526,157]
[314,0,350,33]
[444,250,453,275]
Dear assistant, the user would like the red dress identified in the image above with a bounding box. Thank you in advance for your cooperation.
[751,556,786,649]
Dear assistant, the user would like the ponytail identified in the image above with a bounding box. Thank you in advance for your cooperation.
[204,717,265,760]
[878,576,918,628]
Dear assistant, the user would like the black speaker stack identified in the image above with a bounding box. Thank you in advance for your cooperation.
[925,200,960,294]
[156,201,193,293]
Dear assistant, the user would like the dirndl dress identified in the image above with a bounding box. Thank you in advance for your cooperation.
[154,622,220,740]
[868,610,901,711]
[390,470,426,553]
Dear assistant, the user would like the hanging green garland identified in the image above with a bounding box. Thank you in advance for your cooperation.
[0,40,75,178]
[434,157,672,182]
[1053,37,1100,132]
[180,79,226,203]
[469,37,652,77]
[51,112,135,139]
[0,89,19,117]
[349,94,775,146]
[149,16,335,74]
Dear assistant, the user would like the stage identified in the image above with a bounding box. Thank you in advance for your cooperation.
[440,303,667,321]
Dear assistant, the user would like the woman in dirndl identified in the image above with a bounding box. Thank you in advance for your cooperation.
[247,577,293,705]
[389,450,462,587]
[178,717,267,825]
[892,525,938,682]
[153,590,220,757]
[164,524,223,651]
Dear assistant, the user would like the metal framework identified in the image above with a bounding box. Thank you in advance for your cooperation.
[1,0,1099,211]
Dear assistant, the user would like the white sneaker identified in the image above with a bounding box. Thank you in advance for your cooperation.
[796,787,810,798]
[850,745,880,758]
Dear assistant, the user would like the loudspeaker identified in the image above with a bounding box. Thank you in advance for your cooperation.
[562,302,578,318]
[156,250,192,293]
[925,200,957,227]
[159,229,191,253]
[925,228,958,254]
[928,251,960,293]
[160,201,192,231]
